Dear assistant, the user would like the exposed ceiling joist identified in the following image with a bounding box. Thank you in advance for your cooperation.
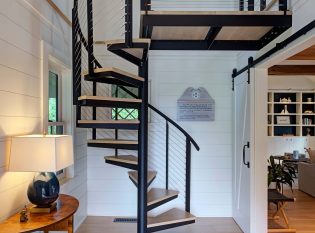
[269,65,315,76]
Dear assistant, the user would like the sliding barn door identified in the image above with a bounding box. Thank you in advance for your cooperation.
[233,71,253,233]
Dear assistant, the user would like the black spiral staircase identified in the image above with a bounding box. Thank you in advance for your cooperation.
[72,1,292,232]
[72,1,200,233]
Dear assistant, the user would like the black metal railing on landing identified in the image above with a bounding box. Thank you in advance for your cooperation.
[141,0,289,12]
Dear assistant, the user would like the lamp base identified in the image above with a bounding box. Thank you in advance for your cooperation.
[30,202,57,213]
[27,172,60,208]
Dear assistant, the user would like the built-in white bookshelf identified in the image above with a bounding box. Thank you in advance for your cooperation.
[268,90,315,137]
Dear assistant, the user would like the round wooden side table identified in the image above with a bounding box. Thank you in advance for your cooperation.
[0,194,79,233]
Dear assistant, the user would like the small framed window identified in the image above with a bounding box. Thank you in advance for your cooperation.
[48,71,64,135]
[111,86,139,120]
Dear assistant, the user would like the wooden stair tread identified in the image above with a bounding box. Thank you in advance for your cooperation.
[83,67,144,82]
[95,38,151,45]
[128,171,157,184]
[78,120,140,125]
[88,139,138,145]
[147,208,196,228]
[78,95,142,103]
[147,188,179,207]
[105,155,138,165]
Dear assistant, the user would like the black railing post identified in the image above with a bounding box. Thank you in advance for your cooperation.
[166,122,169,190]
[138,60,148,233]
[260,0,266,11]
[279,0,287,13]
[185,138,191,212]
[141,0,151,11]
[239,0,244,11]
[87,0,94,74]
[87,0,96,139]
[115,86,119,157]
[248,0,254,11]
[72,5,79,105]
[125,0,133,48]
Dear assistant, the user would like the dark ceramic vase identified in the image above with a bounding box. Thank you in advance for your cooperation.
[27,172,60,207]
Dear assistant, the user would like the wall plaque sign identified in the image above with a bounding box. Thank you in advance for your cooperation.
[177,87,215,121]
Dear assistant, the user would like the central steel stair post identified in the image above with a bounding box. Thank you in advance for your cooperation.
[138,60,148,233]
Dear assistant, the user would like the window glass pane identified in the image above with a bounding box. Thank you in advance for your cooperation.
[111,86,138,120]
[48,71,59,123]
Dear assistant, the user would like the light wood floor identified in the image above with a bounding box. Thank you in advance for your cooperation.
[269,189,315,233]
[76,217,242,233]
[76,189,315,233]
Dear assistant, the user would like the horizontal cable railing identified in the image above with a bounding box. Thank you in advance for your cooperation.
[148,104,199,212]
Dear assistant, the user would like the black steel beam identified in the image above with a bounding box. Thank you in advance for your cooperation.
[258,26,290,48]
[108,42,150,50]
[150,40,261,51]
[142,14,292,27]
[206,27,222,49]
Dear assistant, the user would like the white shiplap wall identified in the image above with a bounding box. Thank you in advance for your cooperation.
[0,0,87,229]
[87,50,237,217]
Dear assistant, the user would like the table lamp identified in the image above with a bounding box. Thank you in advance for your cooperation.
[9,135,74,213]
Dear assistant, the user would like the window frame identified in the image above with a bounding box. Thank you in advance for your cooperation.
[41,40,74,182]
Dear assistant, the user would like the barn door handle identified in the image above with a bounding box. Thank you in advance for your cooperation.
[243,142,250,168]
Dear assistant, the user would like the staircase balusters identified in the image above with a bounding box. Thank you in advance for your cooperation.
[125,0,133,47]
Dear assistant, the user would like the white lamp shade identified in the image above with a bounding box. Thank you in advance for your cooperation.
[9,135,74,172]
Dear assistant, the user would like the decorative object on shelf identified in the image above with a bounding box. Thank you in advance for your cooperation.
[268,156,296,193]
[276,116,290,125]
[280,105,289,114]
[293,150,299,159]
[303,118,313,125]
[20,206,28,223]
[268,90,315,137]
[9,135,74,213]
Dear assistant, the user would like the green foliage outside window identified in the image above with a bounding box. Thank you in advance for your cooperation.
[112,86,138,120]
